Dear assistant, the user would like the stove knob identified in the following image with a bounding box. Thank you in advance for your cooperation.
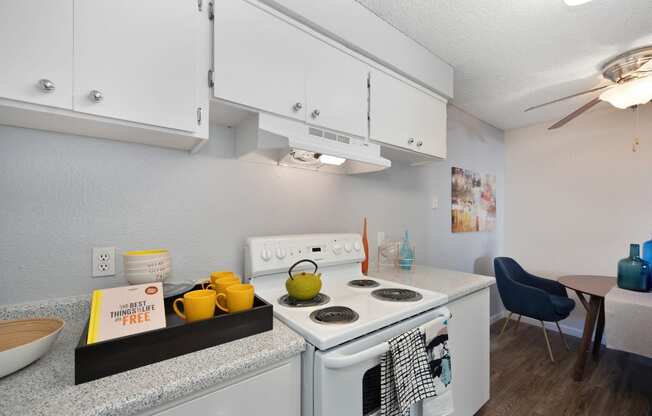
[344,242,353,253]
[275,248,287,259]
[354,241,361,251]
[332,243,343,255]
[260,249,273,261]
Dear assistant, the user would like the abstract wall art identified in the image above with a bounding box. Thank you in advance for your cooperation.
[451,167,496,233]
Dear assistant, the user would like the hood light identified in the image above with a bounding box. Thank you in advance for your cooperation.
[319,154,346,166]
[563,0,592,5]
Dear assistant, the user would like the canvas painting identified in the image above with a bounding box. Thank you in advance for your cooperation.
[451,167,496,233]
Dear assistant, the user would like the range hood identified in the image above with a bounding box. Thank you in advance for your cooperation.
[234,113,391,174]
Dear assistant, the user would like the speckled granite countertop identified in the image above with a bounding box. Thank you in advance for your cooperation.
[0,296,305,416]
[371,265,495,301]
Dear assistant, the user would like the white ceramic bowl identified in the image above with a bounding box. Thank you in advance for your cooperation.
[125,269,172,285]
[0,318,64,378]
[122,250,170,262]
[124,267,171,277]
[124,256,171,267]
[123,260,172,272]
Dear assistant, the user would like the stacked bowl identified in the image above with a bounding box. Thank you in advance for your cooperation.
[123,249,172,285]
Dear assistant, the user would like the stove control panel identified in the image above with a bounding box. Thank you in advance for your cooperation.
[245,233,365,278]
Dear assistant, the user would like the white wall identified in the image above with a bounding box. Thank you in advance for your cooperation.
[0,106,504,307]
[505,103,652,332]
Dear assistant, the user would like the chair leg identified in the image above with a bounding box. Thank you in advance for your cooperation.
[515,314,522,331]
[499,312,514,336]
[541,321,555,363]
[555,321,570,351]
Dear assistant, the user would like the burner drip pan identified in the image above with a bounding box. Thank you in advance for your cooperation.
[371,288,423,302]
[278,293,330,308]
[310,306,359,325]
[348,279,380,288]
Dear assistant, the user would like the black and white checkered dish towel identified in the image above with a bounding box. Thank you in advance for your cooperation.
[381,328,438,416]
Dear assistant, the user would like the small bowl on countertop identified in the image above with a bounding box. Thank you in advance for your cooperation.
[122,249,170,262]
[123,249,172,285]
[125,269,172,285]
[0,318,64,378]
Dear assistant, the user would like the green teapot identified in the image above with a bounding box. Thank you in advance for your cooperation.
[286,259,322,300]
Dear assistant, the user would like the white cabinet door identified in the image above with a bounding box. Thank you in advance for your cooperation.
[305,40,369,137]
[154,357,301,416]
[416,95,447,158]
[74,0,198,131]
[447,288,490,416]
[213,0,307,121]
[0,0,73,109]
[369,69,447,158]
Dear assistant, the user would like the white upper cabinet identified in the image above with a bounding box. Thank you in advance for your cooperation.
[0,0,73,109]
[369,69,447,158]
[213,0,308,122]
[305,40,368,137]
[212,0,368,138]
[74,0,198,132]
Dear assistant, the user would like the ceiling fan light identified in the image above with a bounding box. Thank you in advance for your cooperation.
[563,0,592,6]
[599,77,652,109]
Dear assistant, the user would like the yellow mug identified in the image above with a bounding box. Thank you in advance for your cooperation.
[202,272,240,290]
[173,290,218,322]
[207,277,240,295]
[217,284,255,313]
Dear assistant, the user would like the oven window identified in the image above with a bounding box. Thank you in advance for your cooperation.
[362,364,381,415]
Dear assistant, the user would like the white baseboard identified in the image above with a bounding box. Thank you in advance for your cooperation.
[490,309,507,324]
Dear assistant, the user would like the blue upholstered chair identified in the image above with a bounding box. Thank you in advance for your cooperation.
[493,257,575,362]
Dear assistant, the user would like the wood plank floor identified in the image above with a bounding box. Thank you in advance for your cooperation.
[476,319,652,416]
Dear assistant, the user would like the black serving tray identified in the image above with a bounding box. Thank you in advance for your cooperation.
[74,285,273,384]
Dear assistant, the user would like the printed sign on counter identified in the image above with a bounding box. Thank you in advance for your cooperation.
[87,283,166,344]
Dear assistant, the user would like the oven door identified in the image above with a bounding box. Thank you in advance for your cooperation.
[313,307,450,416]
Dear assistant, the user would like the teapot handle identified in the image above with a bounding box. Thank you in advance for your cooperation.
[288,259,318,280]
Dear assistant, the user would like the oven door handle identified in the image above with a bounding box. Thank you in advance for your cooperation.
[322,342,390,369]
[322,309,452,369]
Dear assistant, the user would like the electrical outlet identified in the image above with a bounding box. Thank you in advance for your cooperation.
[432,195,439,209]
[92,247,116,277]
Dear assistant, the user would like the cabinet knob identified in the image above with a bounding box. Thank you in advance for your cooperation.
[38,79,55,92]
[89,90,103,103]
[416,140,423,147]
[407,137,415,145]
[311,109,320,119]
[293,102,303,112]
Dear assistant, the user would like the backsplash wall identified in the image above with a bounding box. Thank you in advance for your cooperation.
[0,106,504,309]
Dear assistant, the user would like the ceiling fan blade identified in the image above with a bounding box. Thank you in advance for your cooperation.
[548,97,601,130]
[524,85,609,112]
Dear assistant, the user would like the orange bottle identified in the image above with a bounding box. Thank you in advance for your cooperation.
[362,217,369,275]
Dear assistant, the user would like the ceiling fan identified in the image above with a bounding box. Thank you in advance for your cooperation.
[525,46,652,129]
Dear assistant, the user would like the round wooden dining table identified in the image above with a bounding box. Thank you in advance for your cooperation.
[558,275,617,381]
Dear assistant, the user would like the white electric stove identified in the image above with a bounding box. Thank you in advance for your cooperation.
[245,233,450,416]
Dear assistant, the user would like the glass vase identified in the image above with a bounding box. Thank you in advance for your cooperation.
[617,244,651,292]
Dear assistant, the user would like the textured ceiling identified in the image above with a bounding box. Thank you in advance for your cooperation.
[355,0,652,130]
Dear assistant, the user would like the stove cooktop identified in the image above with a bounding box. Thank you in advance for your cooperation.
[252,271,448,350]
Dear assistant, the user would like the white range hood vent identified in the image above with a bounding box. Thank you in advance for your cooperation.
[234,113,391,174]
